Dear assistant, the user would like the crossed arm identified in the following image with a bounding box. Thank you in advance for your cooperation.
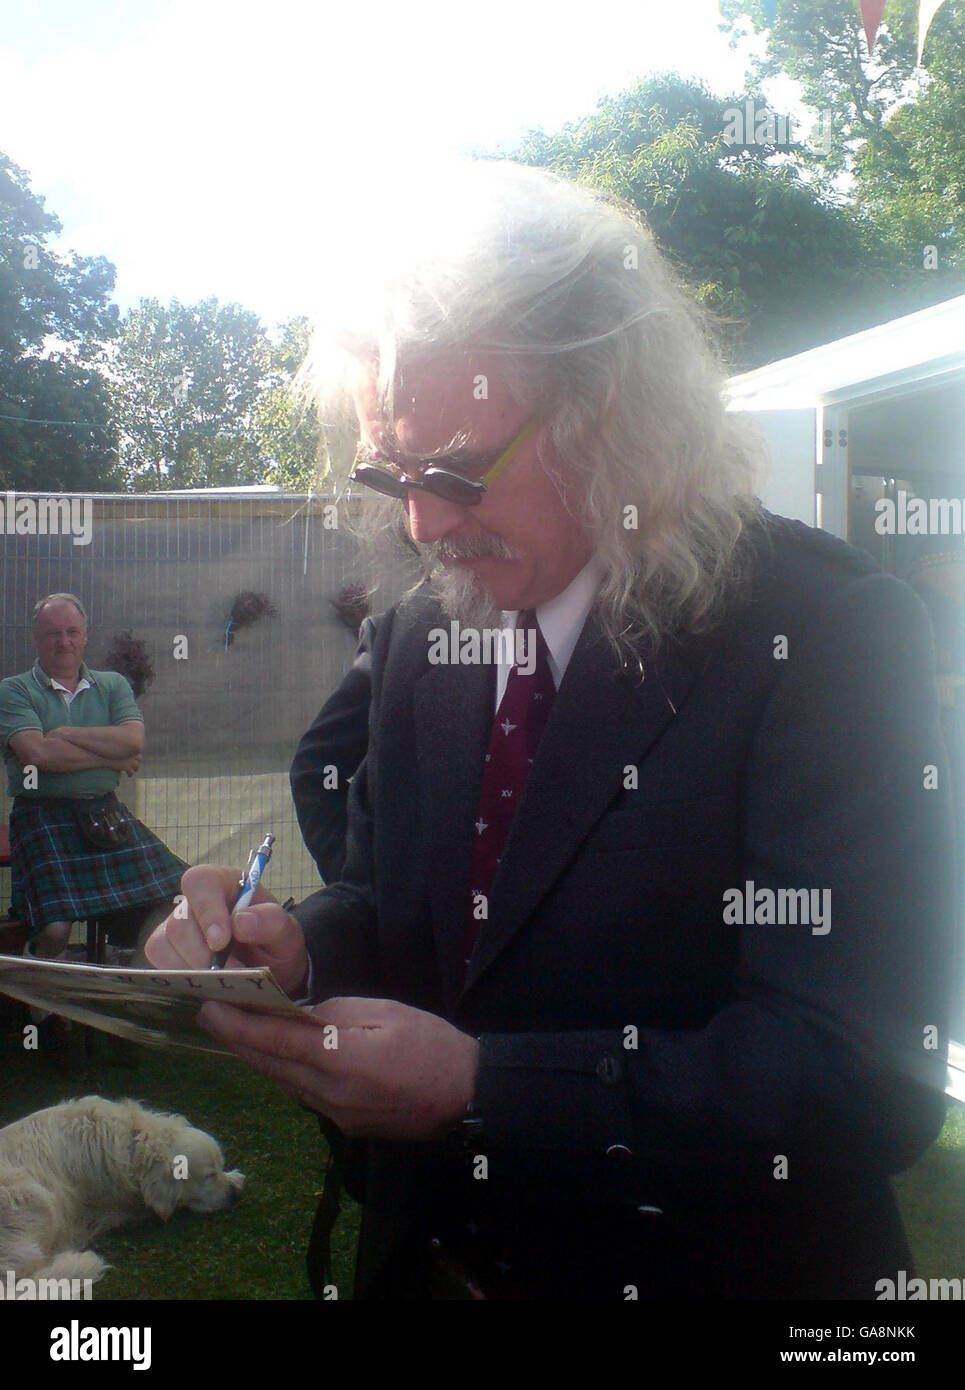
[9,720,143,775]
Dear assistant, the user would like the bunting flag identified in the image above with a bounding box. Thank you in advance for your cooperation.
[918,0,950,63]
[858,0,887,53]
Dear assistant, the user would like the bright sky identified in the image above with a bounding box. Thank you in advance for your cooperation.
[0,0,763,327]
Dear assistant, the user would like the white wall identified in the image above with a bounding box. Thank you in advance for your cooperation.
[747,408,817,526]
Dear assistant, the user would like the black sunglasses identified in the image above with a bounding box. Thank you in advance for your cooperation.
[349,418,539,506]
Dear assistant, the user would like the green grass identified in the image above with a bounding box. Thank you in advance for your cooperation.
[894,1102,965,1278]
[2,1002,963,1299]
[0,1008,360,1299]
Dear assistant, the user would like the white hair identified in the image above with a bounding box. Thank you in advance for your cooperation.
[302,160,764,661]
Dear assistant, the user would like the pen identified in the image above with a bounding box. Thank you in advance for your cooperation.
[210,832,275,969]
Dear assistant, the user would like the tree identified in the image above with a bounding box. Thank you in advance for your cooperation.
[719,0,965,278]
[0,152,120,490]
[114,297,273,490]
[253,316,322,491]
[506,75,918,366]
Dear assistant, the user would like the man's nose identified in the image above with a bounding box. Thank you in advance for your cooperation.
[404,489,470,544]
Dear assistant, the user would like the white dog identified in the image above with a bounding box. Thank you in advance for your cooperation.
[0,1096,244,1292]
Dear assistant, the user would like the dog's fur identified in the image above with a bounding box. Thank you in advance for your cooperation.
[0,1096,244,1290]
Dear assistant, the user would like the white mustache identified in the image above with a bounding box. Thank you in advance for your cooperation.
[431,535,518,562]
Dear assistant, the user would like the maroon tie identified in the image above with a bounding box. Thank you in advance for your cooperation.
[460,612,556,977]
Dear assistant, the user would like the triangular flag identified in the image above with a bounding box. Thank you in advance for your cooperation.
[858,0,887,52]
[762,0,779,22]
[918,0,949,63]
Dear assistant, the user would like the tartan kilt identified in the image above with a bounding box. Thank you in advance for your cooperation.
[8,795,188,934]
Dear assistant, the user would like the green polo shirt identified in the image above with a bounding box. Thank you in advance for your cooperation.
[0,660,143,799]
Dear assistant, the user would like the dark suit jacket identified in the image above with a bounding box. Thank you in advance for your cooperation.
[291,618,377,884]
[293,513,954,1300]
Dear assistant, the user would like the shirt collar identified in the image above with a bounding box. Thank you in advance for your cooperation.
[32,659,95,690]
[502,556,603,688]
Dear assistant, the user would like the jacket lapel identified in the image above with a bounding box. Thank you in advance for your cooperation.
[413,656,493,1011]
[459,617,700,997]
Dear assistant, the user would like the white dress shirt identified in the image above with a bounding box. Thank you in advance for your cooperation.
[495,556,602,708]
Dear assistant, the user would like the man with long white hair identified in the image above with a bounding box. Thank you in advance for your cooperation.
[148,162,953,1300]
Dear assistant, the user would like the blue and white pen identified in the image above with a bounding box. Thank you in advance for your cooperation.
[210,832,275,969]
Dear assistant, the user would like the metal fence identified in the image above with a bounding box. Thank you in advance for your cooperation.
[0,491,416,909]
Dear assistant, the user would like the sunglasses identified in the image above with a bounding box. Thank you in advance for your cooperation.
[349,417,539,506]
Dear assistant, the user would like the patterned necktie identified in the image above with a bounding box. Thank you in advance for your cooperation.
[461,612,556,978]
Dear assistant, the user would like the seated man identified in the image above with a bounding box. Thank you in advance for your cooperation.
[0,593,186,963]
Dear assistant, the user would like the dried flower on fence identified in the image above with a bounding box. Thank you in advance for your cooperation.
[331,585,370,634]
[224,591,277,650]
[104,630,156,698]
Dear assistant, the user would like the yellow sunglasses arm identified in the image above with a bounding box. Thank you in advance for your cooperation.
[481,416,540,490]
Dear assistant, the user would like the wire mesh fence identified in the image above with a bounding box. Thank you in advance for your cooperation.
[0,490,416,913]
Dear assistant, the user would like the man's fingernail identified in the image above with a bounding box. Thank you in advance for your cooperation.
[233,909,256,935]
[207,924,229,950]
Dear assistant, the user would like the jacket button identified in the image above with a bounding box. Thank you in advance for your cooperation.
[605,1142,633,1159]
[596,1056,621,1086]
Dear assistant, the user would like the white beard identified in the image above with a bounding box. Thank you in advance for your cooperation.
[430,561,503,628]
[422,535,518,627]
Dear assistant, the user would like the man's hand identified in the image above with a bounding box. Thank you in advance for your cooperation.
[106,749,142,776]
[143,864,309,998]
[198,996,481,1142]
